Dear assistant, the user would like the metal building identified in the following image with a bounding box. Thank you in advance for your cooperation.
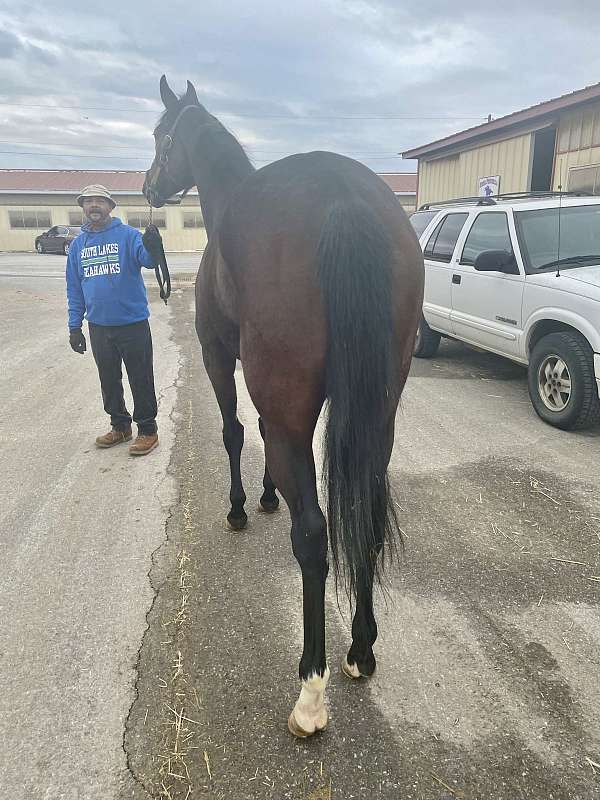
[0,169,416,252]
[377,172,417,212]
[402,82,600,208]
[0,170,207,253]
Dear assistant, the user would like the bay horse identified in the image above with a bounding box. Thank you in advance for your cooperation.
[143,76,424,737]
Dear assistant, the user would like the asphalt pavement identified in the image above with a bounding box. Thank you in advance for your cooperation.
[1,253,599,800]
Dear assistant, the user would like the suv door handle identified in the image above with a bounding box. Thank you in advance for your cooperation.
[452,274,461,285]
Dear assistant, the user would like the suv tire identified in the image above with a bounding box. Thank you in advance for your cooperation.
[414,317,441,359]
[64,242,70,255]
[36,242,44,254]
[528,332,600,430]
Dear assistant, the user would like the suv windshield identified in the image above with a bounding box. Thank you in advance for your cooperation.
[515,204,600,273]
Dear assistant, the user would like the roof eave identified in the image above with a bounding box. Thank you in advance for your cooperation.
[401,114,558,161]
[401,82,600,161]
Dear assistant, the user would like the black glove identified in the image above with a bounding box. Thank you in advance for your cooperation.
[69,328,86,354]
[142,225,164,264]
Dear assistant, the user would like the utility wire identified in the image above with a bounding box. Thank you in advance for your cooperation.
[0,148,406,162]
[0,139,412,155]
[0,100,488,121]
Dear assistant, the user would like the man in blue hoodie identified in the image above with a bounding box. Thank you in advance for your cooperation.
[66,184,163,456]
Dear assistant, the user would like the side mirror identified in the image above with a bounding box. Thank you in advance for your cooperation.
[474,249,516,273]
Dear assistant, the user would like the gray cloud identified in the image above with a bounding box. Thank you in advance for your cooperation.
[0,27,22,58]
[0,1,599,173]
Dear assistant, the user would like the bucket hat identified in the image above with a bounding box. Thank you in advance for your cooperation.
[77,184,116,209]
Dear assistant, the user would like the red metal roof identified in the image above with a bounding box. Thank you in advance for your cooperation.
[0,168,417,195]
[378,172,417,193]
[0,169,147,192]
[402,81,600,160]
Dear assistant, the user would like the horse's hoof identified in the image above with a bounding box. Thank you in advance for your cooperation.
[258,496,280,514]
[341,656,366,680]
[226,512,248,532]
[287,710,327,738]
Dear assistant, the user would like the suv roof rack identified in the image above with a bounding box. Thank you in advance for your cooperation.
[418,190,593,211]
[418,196,496,210]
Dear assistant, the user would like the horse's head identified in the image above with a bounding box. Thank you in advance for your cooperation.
[144,75,204,207]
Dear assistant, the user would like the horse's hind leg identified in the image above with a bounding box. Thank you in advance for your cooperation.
[258,417,279,513]
[343,417,396,679]
[342,559,380,679]
[201,340,247,530]
[264,426,329,737]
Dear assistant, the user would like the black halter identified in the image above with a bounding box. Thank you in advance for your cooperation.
[145,104,199,207]
[144,105,218,303]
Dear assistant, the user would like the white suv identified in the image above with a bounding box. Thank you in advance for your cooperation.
[410,193,600,430]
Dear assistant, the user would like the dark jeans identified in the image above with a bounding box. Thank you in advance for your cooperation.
[88,320,157,436]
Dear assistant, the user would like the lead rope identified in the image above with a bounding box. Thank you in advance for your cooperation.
[146,202,171,305]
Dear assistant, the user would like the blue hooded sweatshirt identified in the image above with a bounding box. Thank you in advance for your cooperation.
[66,217,156,329]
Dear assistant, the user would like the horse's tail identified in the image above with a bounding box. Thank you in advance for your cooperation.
[317,200,401,601]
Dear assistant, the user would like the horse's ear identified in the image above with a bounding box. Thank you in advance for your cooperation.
[184,80,200,106]
[160,75,178,110]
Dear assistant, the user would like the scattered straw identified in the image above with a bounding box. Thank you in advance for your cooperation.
[203,750,212,780]
[586,757,600,774]
[160,781,175,800]
[550,557,589,567]
[530,477,561,505]
[537,594,544,607]
[193,687,201,710]
[172,651,184,683]
[431,771,465,798]
[305,782,332,800]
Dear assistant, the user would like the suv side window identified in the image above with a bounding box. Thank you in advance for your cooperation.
[410,210,439,238]
[424,213,469,262]
[461,212,514,266]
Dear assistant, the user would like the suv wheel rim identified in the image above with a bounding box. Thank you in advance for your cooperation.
[537,354,572,412]
[64,244,70,254]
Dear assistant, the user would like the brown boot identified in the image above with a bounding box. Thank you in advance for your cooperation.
[95,428,132,448]
[129,432,159,456]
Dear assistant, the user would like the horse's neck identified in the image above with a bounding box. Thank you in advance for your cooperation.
[187,124,254,236]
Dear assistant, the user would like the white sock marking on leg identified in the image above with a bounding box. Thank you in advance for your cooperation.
[292,667,330,733]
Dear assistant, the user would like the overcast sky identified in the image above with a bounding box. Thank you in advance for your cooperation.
[1,1,600,176]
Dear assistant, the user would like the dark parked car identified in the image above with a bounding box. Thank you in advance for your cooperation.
[35,225,81,255]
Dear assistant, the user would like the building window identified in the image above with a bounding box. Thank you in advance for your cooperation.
[69,210,84,226]
[182,212,204,229]
[567,164,600,195]
[126,210,166,229]
[9,209,52,229]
